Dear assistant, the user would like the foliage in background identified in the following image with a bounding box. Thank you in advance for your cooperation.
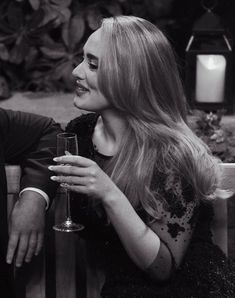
[191,110,235,163]
[0,0,175,96]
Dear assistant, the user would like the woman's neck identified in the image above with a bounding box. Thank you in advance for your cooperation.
[92,110,127,156]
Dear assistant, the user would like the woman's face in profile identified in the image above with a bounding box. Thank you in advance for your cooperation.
[72,29,110,112]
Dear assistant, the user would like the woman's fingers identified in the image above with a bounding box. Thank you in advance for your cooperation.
[53,155,94,167]
[49,156,110,198]
[49,165,89,176]
[50,175,89,185]
[61,184,89,194]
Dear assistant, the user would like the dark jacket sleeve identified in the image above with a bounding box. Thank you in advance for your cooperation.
[0,108,63,202]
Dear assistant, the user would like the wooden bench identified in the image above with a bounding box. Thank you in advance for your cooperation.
[211,163,235,256]
[5,163,235,298]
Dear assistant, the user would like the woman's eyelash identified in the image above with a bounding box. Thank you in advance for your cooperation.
[79,54,98,70]
[79,55,84,63]
[88,61,98,70]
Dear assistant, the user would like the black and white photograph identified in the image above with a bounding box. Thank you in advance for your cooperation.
[0,0,235,297]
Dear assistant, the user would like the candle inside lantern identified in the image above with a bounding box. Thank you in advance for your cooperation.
[195,55,226,103]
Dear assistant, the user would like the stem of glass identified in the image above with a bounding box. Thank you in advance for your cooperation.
[65,189,72,222]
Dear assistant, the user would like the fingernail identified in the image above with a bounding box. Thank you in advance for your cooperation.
[6,258,11,264]
[50,176,57,181]
[48,166,54,170]
[53,157,60,162]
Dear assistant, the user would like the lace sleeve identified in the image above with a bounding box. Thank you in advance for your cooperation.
[147,169,199,276]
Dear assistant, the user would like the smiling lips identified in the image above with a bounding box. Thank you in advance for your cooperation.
[75,80,89,95]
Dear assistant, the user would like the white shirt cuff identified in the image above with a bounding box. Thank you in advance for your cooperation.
[19,188,49,210]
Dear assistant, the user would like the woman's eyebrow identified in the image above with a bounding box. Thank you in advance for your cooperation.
[86,53,99,61]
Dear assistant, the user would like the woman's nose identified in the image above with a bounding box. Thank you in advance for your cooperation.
[72,63,84,79]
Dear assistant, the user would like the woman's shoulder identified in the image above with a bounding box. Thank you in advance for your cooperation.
[66,113,99,135]
[151,166,198,216]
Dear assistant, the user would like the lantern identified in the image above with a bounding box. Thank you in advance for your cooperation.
[185,0,233,112]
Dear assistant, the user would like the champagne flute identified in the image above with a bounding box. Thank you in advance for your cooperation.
[53,132,84,232]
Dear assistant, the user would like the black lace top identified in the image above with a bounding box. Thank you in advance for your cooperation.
[67,113,235,298]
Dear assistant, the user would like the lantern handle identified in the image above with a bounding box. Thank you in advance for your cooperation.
[201,0,218,12]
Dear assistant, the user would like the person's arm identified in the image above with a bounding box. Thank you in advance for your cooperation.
[0,108,61,200]
[102,189,162,272]
[19,188,49,209]
[101,190,197,281]
[0,108,62,266]
[49,155,198,281]
[102,186,197,281]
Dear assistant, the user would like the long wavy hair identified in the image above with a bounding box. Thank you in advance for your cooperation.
[97,16,222,220]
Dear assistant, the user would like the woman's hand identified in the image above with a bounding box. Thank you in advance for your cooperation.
[49,155,117,201]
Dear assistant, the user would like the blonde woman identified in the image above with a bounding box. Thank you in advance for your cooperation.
[49,16,235,297]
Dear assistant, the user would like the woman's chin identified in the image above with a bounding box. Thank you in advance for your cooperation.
[73,97,92,112]
[73,95,85,109]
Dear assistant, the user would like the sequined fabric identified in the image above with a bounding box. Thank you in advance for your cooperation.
[66,113,235,298]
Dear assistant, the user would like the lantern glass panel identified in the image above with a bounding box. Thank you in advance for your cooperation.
[195,54,226,103]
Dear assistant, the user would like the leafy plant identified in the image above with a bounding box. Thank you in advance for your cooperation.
[192,110,235,163]
[0,0,57,92]
[0,0,175,95]
[27,13,85,91]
